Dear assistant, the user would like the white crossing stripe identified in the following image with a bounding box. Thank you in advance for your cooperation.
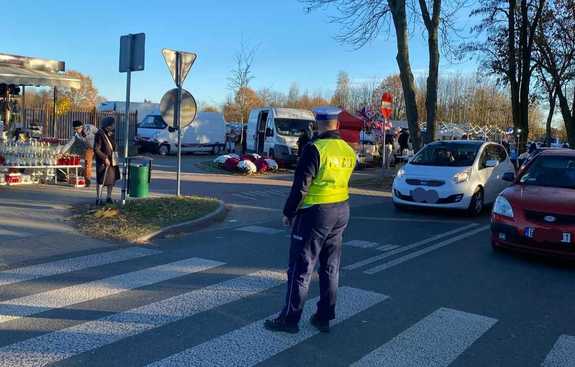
[236,225,284,235]
[377,244,400,252]
[542,335,575,367]
[364,226,490,274]
[344,224,479,271]
[232,193,257,201]
[0,257,224,324]
[351,307,497,367]
[0,270,285,367]
[146,287,388,367]
[0,229,31,238]
[0,248,160,287]
[344,240,379,249]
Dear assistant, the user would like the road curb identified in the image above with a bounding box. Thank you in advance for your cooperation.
[134,200,226,244]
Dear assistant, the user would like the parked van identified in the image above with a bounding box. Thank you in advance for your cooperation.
[246,107,315,164]
[135,112,226,155]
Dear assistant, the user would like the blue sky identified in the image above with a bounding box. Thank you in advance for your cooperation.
[5,0,477,106]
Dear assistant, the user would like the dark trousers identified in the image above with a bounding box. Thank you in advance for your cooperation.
[280,202,350,325]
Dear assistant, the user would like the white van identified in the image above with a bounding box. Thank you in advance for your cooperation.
[247,107,315,164]
[135,112,226,156]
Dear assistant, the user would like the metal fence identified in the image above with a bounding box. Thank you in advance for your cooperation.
[21,108,138,150]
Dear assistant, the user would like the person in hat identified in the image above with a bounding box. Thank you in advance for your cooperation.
[264,106,356,334]
[63,120,98,187]
[93,116,121,205]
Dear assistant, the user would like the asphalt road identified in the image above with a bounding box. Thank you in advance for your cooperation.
[0,155,573,366]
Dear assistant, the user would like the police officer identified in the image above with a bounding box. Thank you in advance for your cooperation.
[264,107,356,334]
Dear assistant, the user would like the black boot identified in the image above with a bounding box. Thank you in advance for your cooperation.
[310,314,330,333]
[263,317,299,334]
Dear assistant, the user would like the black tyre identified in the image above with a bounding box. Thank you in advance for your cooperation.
[467,188,484,217]
[158,144,170,156]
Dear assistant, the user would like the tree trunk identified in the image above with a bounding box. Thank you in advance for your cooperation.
[389,0,422,150]
[556,87,575,147]
[545,91,555,145]
[425,29,440,144]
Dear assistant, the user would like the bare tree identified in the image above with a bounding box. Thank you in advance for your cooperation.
[228,42,257,148]
[468,0,546,151]
[534,0,575,147]
[332,71,351,109]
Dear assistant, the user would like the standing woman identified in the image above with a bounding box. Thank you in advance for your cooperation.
[94,116,121,205]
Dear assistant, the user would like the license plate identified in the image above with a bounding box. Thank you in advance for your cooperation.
[527,228,573,245]
[411,188,439,204]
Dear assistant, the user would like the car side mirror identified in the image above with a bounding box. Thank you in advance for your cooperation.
[168,127,176,133]
[485,159,499,168]
[502,172,515,182]
[266,128,274,137]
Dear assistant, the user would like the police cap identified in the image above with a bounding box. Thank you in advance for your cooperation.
[313,106,342,122]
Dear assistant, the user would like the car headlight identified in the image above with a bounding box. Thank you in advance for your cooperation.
[396,168,406,178]
[453,170,471,184]
[493,196,514,218]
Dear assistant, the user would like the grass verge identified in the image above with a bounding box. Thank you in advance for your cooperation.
[72,196,220,242]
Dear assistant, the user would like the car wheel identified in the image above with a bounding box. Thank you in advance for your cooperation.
[158,144,170,156]
[212,144,222,155]
[467,188,484,217]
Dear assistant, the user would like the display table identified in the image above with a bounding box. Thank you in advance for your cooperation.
[0,165,82,186]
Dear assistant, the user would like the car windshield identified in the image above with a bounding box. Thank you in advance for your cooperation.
[275,119,313,137]
[411,143,481,167]
[519,155,575,189]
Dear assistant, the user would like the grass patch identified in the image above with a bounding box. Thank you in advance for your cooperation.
[73,196,220,242]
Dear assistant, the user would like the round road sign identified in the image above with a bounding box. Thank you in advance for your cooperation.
[380,92,393,120]
[160,88,197,129]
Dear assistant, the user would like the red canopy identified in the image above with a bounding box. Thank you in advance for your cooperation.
[338,110,363,144]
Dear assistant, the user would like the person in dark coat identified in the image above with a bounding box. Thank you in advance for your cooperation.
[297,128,311,157]
[94,116,121,205]
[398,129,410,154]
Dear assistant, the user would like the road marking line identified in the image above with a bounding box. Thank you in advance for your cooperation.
[232,193,257,201]
[364,225,490,274]
[236,226,284,235]
[145,286,388,367]
[542,335,575,367]
[0,229,32,238]
[352,216,476,224]
[344,224,479,271]
[344,240,379,249]
[351,307,497,367]
[0,248,160,288]
[0,257,224,324]
[377,244,400,252]
[0,270,285,367]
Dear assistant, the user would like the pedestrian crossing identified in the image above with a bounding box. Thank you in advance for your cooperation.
[0,248,571,367]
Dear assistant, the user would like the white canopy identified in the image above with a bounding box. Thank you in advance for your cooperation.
[0,65,81,89]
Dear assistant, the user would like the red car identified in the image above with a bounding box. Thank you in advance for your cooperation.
[491,149,575,259]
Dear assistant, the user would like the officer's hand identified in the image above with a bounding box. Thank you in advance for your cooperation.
[282,216,293,227]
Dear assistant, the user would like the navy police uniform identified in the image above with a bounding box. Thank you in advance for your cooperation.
[265,107,356,333]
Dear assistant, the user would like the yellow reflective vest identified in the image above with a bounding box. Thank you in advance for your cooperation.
[303,138,356,206]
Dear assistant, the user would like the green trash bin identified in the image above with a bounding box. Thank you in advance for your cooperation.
[128,157,152,198]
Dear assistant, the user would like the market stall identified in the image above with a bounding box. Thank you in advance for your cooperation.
[0,53,83,187]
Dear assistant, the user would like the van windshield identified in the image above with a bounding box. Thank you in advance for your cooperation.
[411,142,482,167]
[139,115,166,129]
[275,119,314,137]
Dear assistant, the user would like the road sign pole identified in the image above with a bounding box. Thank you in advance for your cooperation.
[382,119,386,173]
[175,52,182,197]
[121,36,133,206]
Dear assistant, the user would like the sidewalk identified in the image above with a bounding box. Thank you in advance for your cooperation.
[0,185,127,269]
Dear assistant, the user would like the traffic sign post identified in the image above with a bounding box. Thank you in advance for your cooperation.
[161,49,197,196]
[380,93,393,173]
[119,33,145,206]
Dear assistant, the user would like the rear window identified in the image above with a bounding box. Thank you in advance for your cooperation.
[520,156,575,189]
[411,143,481,167]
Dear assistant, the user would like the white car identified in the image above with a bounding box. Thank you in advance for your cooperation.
[392,141,516,216]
